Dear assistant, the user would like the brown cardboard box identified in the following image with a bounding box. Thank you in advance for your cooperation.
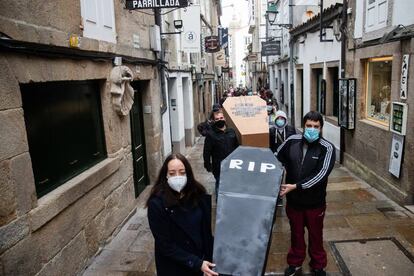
[223,96,269,148]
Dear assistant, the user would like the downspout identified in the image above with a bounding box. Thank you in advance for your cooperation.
[289,0,295,127]
[154,8,172,156]
[154,9,168,115]
[339,0,348,164]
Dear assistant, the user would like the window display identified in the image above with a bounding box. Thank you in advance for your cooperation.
[366,57,392,124]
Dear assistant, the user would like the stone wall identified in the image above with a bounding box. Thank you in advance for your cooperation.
[0,50,162,275]
[0,1,164,273]
[343,39,414,204]
[0,0,155,60]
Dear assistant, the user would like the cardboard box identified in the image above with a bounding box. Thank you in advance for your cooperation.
[223,96,269,148]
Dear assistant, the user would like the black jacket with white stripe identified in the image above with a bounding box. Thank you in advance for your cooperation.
[276,134,336,209]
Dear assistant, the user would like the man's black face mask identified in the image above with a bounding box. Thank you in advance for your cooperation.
[214,120,225,128]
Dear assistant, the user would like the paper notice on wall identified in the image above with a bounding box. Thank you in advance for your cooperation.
[388,133,404,178]
[181,5,201,53]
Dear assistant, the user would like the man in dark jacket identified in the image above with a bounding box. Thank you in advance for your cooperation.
[276,111,335,276]
[203,111,239,199]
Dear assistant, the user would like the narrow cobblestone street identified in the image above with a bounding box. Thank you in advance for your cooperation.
[82,138,414,276]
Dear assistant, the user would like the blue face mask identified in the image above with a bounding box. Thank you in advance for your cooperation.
[275,118,286,128]
[304,127,320,143]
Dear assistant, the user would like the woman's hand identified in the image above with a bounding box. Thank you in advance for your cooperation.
[201,261,218,276]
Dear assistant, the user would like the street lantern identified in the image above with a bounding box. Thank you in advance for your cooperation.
[266,2,292,29]
[266,3,278,25]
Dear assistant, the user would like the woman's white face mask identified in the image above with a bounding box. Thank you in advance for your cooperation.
[167,175,187,192]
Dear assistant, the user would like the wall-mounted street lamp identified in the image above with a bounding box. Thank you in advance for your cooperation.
[266,3,278,25]
[160,20,183,35]
[266,2,292,29]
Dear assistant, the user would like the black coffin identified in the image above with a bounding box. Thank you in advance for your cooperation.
[213,146,283,275]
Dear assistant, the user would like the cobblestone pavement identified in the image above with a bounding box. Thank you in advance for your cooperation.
[82,138,414,276]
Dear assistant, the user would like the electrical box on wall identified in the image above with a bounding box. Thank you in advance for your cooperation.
[390,102,408,136]
[150,25,161,52]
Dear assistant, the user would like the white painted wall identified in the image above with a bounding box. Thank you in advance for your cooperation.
[323,123,340,160]
[232,27,249,87]
[168,75,185,143]
[295,30,341,154]
[392,0,414,27]
[162,94,172,157]
[354,0,363,39]
[296,32,340,111]
[182,76,194,129]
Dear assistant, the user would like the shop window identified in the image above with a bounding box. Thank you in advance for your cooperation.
[365,57,392,125]
[21,81,107,197]
[80,0,116,43]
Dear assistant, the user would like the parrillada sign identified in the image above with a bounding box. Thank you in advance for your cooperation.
[126,0,188,10]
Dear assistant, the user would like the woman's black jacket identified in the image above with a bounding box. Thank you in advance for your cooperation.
[147,193,214,276]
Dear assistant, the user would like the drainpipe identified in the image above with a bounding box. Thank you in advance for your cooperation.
[339,0,348,164]
[289,0,295,127]
[154,9,168,115]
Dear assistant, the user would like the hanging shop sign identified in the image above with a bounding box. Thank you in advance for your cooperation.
[400,54,409,100]
[261,40,281,56]
[247,54,258,61]
[126,0,188,9]
[215,49,226,67]
[338,78,356,129]
[181,5,201,53]
[205,36,220,53]
[218,27,229,49]
[388,133,404,178]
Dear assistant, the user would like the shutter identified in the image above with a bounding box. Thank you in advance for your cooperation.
[378,0,388,25]
[366,0,388,32]
[81,0,99,38]
[81,0,116,43]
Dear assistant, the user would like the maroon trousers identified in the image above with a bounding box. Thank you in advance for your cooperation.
[286,204,327,270]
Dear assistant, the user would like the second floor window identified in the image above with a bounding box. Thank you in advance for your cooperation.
[81,0,116,43]
[366,0,388,32]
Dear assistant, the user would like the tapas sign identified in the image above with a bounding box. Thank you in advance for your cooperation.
[400,54,409,100]
[125,0,188,10]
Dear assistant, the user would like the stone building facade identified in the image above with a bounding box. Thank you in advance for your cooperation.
[0,1,164,275]
[161,0,221,155]
[344,0,414,204]
[290,3,343,159]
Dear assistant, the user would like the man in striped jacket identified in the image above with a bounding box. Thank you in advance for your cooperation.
[276,111,335,276]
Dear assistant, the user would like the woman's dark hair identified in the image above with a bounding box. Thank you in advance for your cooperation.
[146,153,207,207]
[303,111,324,128]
